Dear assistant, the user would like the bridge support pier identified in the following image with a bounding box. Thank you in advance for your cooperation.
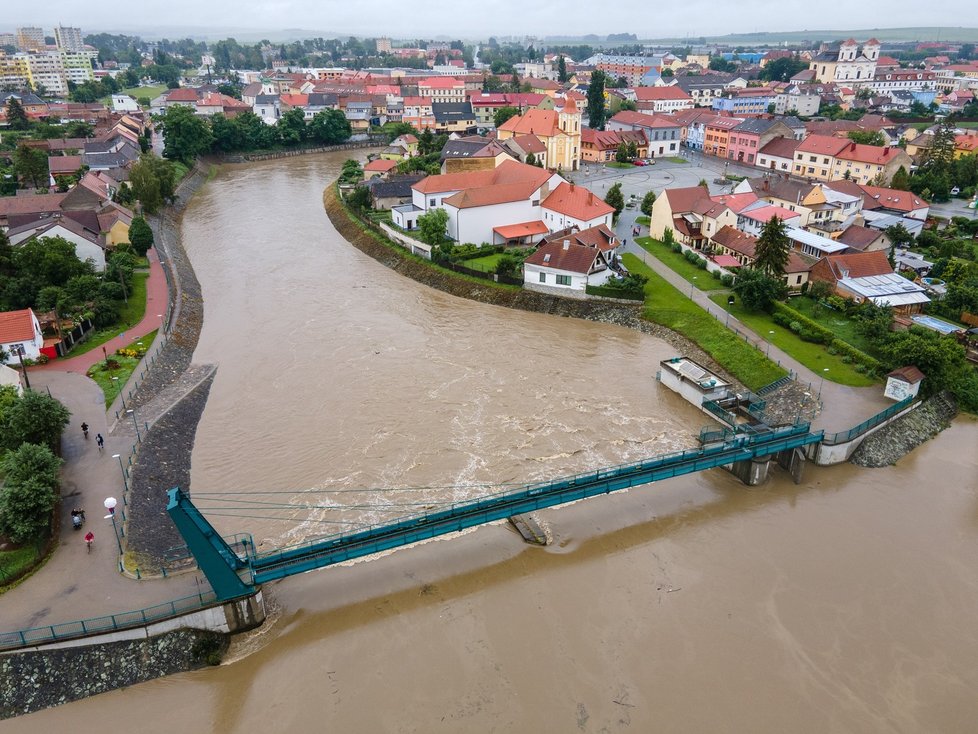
[777,447,806,485]
[728,456,770,486]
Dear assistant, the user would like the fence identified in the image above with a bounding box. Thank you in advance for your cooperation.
[0,590,220,652]
[756,373,795,396]
[822,395,915,445]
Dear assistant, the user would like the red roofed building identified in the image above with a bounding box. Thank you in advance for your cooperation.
[418,77,466,103]
[0,309,44,364]
[580,128,648,162]
[793,134,911,185]
[606,111,682,158]
[363,158,398,179]
[542,182,615,231]
[496,105,582,171]
[632,86,694,113]
[523,239,614,293]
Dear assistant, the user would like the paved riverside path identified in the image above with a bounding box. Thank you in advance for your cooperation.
[0,370,206,637]
[34,247,169,376]
[617,236,891,433]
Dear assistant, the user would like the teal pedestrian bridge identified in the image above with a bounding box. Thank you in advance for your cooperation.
[169,421,824,601]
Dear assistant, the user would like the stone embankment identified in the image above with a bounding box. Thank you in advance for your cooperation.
[0,629,226,719]
[851,392,958,467]
[322,185,743,389]
[125,162,217,569]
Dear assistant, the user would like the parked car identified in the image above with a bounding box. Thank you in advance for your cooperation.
[951,186,961,196]
[632,159,647,166]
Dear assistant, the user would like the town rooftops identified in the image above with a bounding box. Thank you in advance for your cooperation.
[0,309,37,345]
[364,158,398,173]
[0,193,67,219]
[795,134,850,157]
[524,240,606,274]
[412,159,551,196]
[48,155,83,174]
[663,185,711,213]
[818,250,894,280]
[739,203,799,224]
[758,136,801,158]
[497,109,564,137]
[633,86,692,101]
[609,110,680,128]
[165,87,199,102]
[541,224,618,252]
[859,185,928,212]
[731,118,782,135]
[493,221,549,239]
[837,224,883,251]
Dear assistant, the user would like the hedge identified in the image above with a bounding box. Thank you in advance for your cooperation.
[585,284,645,301]
[773,301,883,373]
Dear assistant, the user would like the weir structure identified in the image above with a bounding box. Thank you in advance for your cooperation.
[168,421,823,602]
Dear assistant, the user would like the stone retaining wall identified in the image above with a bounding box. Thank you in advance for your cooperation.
[0,629,227,719]
[850,392,958,467]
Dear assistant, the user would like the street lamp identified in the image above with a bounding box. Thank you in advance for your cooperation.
[767,330,775,357]
[11,345,30,391]
[818,367,830,397]
[103,497,123,554]
[126,408,141,443]
[689,276,697,298]
[112,376,126,410]
[112,453,129,493]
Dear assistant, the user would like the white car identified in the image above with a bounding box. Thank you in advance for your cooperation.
[951,187,961,196]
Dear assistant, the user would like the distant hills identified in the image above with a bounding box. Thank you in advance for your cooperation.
[645,27,978,45]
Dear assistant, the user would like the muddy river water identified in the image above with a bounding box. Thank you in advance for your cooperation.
[9,153,978,733]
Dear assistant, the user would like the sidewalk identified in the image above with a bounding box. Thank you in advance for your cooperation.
[0,370,204,635]
[619,237,890,433]
[35,247,168,376]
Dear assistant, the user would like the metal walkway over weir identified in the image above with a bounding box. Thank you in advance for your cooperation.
[168,422,824,601]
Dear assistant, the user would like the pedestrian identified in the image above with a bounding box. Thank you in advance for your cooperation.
[96,433,104,451]
[84,531,94,552]
[81,422,89,439]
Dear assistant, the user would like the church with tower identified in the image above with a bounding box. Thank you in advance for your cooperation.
[810,39,880,84]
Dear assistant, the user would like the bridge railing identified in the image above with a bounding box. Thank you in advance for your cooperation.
[0,590,221,652]
[822,396,915,445]
[251,422,816,567]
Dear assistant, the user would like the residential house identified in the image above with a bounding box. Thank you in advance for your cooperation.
[734,175,863,235]
[855,185,930,220]
[418,77,466,104]
[580,128,648,163]
[523,240,613,293]
[499,134,548,168]
[539,224,620,258]
[0,309,44,364]
[0,90,48,120]
[431,102,477,134]
[672,108,716,149]
[792,134,911,185]
[48,155,83,188]
[541,181,616,233]
[496,102,582,171]
[402,96,435,130]
[756,136,801,172]
[439,137,512,173]
[712,87,778,116]
[0,193,67,229]
[671,72,747,107]
[703,116,744,158]
[382,134,419,160]
[196,92,251,117]
[773,84,821,116]
[837,224,890,254]
[366,175,426,210]
[809,250,929,314]
[726,118,797,165]
[606,111,681,158]
[6,215,108,271]
[633,86,694,113]
[253,94,281,123]
[709,225,813,289]
[363,158,399,179]
[736,203,802,236]
[649,185,740,247]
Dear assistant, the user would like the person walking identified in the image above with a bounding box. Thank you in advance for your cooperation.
[96,433,104,451]
[81,422,89,439]
[84,531,94,552]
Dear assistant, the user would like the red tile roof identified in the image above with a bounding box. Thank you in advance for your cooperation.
[493,221,549,238]
[413,159,551,196]
[542,182,614,221]
[0,193,67,218]
[609,110,680,129]
[541,224,618,252]
[524,240,605,274]
[835,141,904,165]
[758,136,801,158]
[364,158,398,172]
[165,88,199,102]
[420,77,464,89]
[814,250,893,281]
[48,155,83,174]
[740,204,799,224]
[633,86,692,101]
[795,134,849,157]
[497,109,564,137]
[838,224,883,251]
[858,185,928,212]
[0,309,37,344]
[663,185,710,214]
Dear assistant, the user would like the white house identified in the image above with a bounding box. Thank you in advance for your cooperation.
[523,240,614,293]
[541,182,615,232]
[6,217,107,271]
[111,94,140,112]
[0,309,44,365]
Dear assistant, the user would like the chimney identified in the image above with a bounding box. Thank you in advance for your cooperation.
[850,142,857,151]
[563,240,570,250]
[588,191,594,204]
[570,182,575,192]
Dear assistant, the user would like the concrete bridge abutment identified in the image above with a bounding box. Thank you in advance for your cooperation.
[727,456,770,486]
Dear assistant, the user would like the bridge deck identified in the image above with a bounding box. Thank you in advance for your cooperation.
[248,424,822,584]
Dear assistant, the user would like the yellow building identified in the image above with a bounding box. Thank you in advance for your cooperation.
[495,99,582,171]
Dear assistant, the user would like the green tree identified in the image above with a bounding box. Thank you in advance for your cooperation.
[13,144,48,189]
[640,190,656,216]
[709,56,737,72]
[495,254,522,279]
[128,215,154,256]
[308,109,352,145]
[277,108,308,146]
[0,390,71,452]
[510,72,521,93]
[698,178,709,187]
[493,106,519,129]
[158,104,214,164]
[733,268,787,312]
[417,208,449,246]
[615,142,629,163]
[5,96,30,130]
[129,153,177,215]
[890,165,911,191]
[383,121,417,142]
[210,113,245,152]
[587,71,606,130]
[64,120,94,138]
[2,442,62,488]
[347,185,372,211]
[759,54,808,82]
[605,182,625,218]
[753,216,791,277]
[0,476,59,544]
[661,68,674,78]
[557,55,568,83]
[847,130,886,146]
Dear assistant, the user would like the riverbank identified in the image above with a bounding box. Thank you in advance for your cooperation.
[321,184,742,388]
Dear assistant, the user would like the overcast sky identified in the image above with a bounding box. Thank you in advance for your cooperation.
[9,1,976,41]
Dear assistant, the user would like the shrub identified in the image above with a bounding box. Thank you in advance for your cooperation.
[720,274,734,287]
[711,269,721,280]
[772,311,792,328]
[826,295,848,311]
[789,320,802,333]
[841,355,853,364]
[671,243,682,253]
[696,258,708,269]
[827,347,838,355]
[799,329,825,344]
[854,364,867,373]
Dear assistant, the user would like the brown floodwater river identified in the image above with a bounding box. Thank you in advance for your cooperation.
[8,153,978,733]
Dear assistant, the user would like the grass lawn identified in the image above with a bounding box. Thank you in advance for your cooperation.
[101,85,167,108]
[663,157,688,164]
[786,297,879,355]
[67,272,149,358]
[171,161,190,184]
[635,215,650,225]
[622,253,785,390]
[87,330,159,406]
[709,295,877,387]
[0,544,42,589]
[637,237,721,291]
[606,162,634,169]
[462,253,505,273]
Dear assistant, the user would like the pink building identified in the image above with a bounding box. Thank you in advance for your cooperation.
[726,118,798,166]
